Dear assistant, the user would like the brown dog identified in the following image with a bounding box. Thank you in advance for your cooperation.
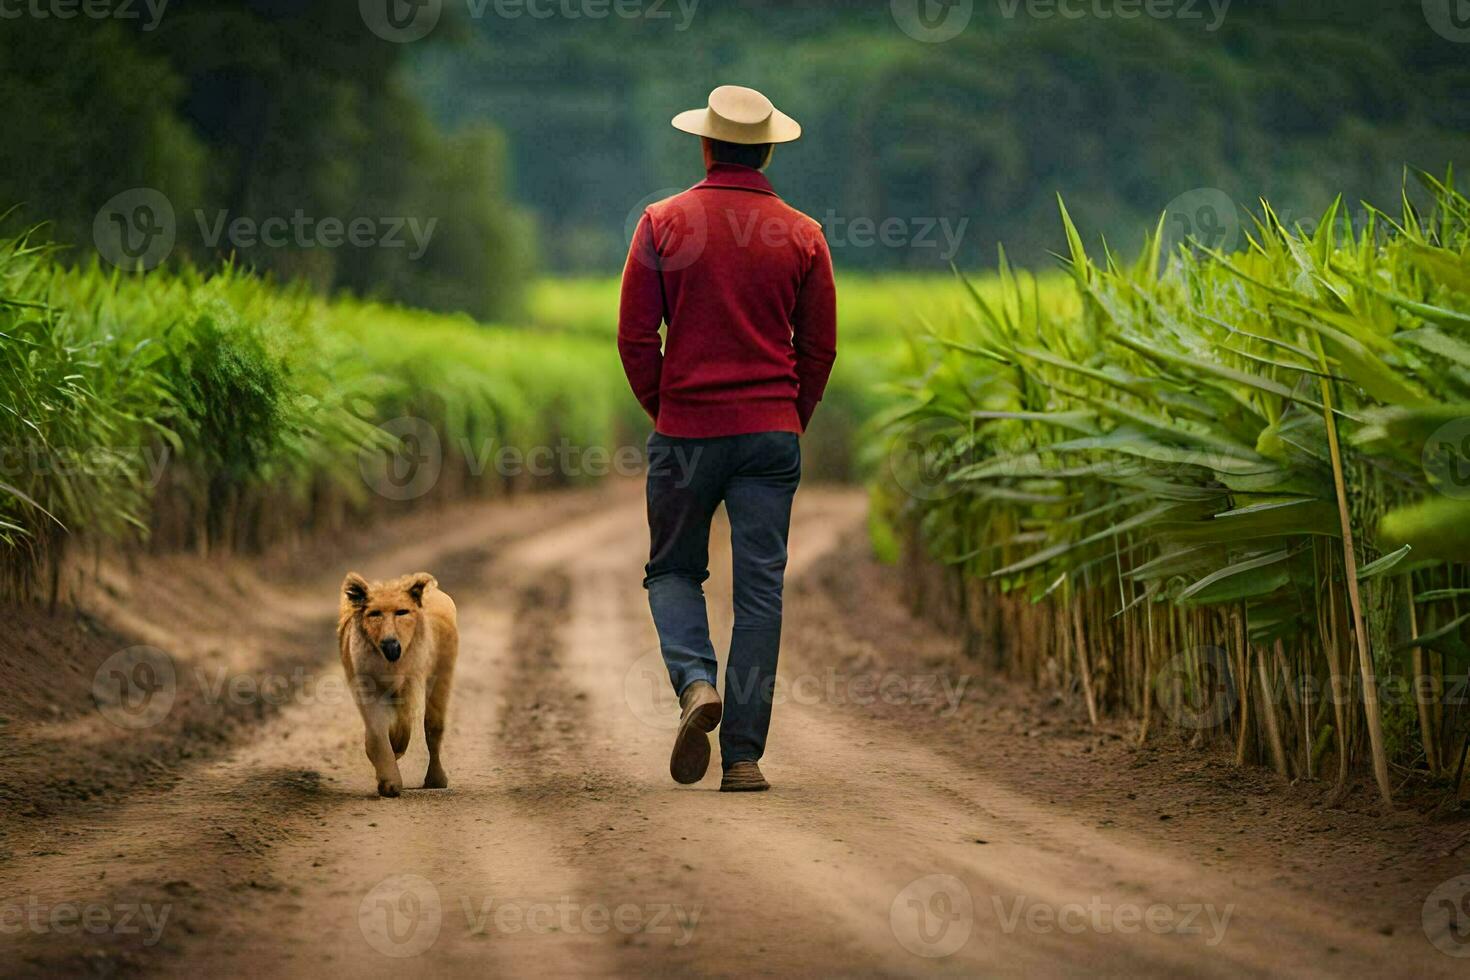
[338,572,458,797]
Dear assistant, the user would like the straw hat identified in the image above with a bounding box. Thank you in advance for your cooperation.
[671,85,801,145]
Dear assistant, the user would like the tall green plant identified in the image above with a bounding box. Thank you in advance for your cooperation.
[882,175,1470,799]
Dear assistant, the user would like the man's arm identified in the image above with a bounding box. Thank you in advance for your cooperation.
[793,230,837,431]
[618,211,664,422]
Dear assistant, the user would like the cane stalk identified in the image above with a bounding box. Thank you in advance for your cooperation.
[1407,576,1438,776]
[1312,335,1392,807]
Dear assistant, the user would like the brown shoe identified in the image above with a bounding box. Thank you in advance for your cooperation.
[720,760,770,792]
[670,681,722,785]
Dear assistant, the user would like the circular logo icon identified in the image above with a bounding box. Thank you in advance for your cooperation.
[625,188,708,273]
[1422,874,1470,957]
[890,0,973,42]
[93,188,176,272]
[359,416,443,501]
[622,646,680,731]
[1423,418,1470,500]
[359,874,442,958]
[1424,0,1470,42]
[1155,645,1237,730]
[888,416,966,501]
[360,0,441,43]
[890,873,973,958]
[92,646,178,730]
[1160,188,1240,261]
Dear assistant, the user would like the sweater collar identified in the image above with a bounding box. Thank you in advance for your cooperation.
[693,163,779,197]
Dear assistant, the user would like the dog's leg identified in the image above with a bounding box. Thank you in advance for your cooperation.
[423,663,454,789]
[389,703,412,759]
[361,701,404,798]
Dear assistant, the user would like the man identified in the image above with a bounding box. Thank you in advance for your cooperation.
[618,85,837,792]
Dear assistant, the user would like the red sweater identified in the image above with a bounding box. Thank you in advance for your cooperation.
[618,163,838,438]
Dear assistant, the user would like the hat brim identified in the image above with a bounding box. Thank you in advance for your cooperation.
[671,106,802,144]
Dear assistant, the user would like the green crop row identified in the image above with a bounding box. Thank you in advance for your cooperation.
[0,235,645,602]
[879,175,1470,801]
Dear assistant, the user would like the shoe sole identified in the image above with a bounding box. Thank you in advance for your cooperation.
[670,698,722,785]
[719,779,770,792]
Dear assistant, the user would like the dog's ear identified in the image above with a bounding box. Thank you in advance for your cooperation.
[343,572,370,609]
[407,573,437,606]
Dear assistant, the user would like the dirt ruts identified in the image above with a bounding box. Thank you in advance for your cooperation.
[1,483,1467,978]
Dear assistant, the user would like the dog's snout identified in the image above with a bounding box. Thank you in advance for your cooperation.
[380,637,402,661]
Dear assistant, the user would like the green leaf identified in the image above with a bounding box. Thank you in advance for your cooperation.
[1177,548,1293,605]
[1356,544,1412,580]
[1395,612,1470,655]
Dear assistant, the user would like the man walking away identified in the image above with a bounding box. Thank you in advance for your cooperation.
[618,85,837,792]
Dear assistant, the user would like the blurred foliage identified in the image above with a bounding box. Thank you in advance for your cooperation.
[4,2,1463,297]
[526,272,1077,480]
[526,273,1052,339]
[0,3,531,319]
[415,0,1470,272]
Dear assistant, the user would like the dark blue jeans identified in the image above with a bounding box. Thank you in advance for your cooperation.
[643,430,801,770]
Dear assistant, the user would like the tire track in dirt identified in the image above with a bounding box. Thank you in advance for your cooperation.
[474,488,1461,978]
[0,487,611,846]
[466,489,1078,975]
[4,483,1464,978]
[0,490,631,978]
[484,513,709,974]
[474,487,987,976]
[573,490,1081,976]
[496,569,578,760]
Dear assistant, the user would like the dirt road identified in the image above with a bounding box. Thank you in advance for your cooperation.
[2,483,1467,977]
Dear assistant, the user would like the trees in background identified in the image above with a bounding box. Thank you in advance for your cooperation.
[419,1,1470,272]
[4,1,1465,294]
[0,2,531,320]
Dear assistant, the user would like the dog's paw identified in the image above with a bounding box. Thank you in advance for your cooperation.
[377,778,402,798]
[423,767,449,790]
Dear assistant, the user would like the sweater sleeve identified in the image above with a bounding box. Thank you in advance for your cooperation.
[792,229,838,431]
[617,211,664,423]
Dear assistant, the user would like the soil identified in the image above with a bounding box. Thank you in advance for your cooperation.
[2,482,1467,977]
